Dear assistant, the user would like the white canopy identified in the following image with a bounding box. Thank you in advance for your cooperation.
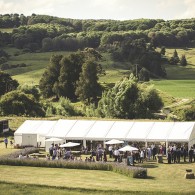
[105,139,124,145]
[45,138,63,142]
[60,142,80,148]
[119,145,139,152]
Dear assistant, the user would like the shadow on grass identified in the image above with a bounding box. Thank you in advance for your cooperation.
[140,164,158,168]
[146,176,155,179]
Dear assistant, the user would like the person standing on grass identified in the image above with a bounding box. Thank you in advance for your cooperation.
[189,147,193,163]
[4,137,8,148]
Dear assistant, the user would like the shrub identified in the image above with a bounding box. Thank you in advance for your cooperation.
[0,156,147,179]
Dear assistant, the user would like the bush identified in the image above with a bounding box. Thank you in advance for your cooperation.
[0,157,147,179]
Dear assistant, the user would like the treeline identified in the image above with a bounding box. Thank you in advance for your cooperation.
[1,14,195,50]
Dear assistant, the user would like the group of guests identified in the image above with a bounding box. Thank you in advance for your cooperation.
[46,142,195,164]
[167,145,195,164]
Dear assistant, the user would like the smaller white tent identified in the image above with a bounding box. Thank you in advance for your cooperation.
[14,120,57,147]
[14,120,43,147]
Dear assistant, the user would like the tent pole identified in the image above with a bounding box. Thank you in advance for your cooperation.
[83,140,86,148]
[145,141,148,148]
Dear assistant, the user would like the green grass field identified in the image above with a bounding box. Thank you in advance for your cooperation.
[150,80,195,98]
[0,160,194,194]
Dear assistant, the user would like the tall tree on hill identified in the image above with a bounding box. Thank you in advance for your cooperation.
[0,71,19,96]
[57,53,84,100]
[180,55,187,66]
[39,54,62,98]
[160,46,166,55]
[169,49,180,65]
[75,60,102,104]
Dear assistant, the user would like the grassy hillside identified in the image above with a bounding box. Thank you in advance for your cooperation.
[2,47,195,98]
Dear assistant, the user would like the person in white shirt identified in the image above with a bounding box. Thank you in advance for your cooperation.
[113,148,120,162]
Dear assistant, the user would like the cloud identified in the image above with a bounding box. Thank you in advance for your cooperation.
[181,0,195,18]
[0,0,194,20]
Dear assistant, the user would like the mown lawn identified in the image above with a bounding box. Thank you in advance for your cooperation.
[0,160,194,194]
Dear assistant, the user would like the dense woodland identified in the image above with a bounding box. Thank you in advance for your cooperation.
[0,14,195,120]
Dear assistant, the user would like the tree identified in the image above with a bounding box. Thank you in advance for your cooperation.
[57,53,85,99]
[19,84,40,101]
[0,71,19,96]
[169,49,180,65]
[138,68,150,81]
[180,55,187,66]
[0,90,45,116]
[97,78,163,119]
[160,46,166,55]
[39,54,63,98]
[75,60,102,104]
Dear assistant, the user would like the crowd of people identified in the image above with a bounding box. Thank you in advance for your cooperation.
[47,142,195,165]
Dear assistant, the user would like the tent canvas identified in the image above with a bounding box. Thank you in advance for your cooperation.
[106,121,134,140]
[65,120,96,140]
[85,121,115,140]
[46,119,77,138]
[14,120,43,146]
[22,134,37,147]
[167,122,195,142]
[36,121,57,147]
[146,122,174,142]
[126,122,154,141]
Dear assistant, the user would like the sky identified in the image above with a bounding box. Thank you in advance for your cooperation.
[0,0,195,20]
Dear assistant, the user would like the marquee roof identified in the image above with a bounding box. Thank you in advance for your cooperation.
[14,119,195,143]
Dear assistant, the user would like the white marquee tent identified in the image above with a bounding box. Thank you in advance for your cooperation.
[14,119,195,148]
[14,120,57,147]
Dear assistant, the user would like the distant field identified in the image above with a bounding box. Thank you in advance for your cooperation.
[150,79,195,98]
[3,47,70,85]
[0,28,13,33]
[2,47,195,98]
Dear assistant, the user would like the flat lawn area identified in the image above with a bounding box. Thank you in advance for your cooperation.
[0,161,194,194]
[0,142,19,156]
[150,80,195,98]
